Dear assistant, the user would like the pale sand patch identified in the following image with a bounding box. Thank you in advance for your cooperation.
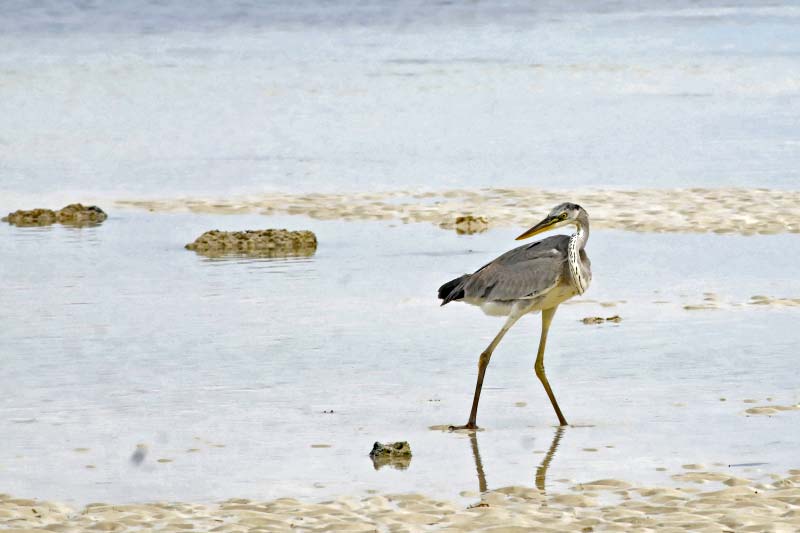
[682,295,800,311]
[114,187,800,235]
[3,472,800,532]
[683,303,719,311]
[748,295,800,307]
[744,404,800,416]
[672,471,731,483]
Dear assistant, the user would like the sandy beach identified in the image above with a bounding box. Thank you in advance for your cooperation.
[115,187,800,236]
[3,468,800,532]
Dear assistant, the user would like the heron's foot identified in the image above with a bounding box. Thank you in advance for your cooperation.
[448,423,479,432]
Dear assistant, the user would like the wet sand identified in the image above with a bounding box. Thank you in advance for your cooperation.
[116,187,800,235]
[680,294,800,310]
[3,469,799,532]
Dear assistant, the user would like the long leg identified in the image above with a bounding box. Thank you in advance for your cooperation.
[535,306,568,426]
[451,313,522,430]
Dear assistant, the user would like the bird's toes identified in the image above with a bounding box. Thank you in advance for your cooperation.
[448,423,479,432]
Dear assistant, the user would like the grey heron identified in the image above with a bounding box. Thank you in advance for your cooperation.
[438,203,591,429]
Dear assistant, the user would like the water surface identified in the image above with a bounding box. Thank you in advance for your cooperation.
[1,0,799,203]
[1,212,798,505]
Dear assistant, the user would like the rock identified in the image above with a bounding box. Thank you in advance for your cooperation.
[454,215,488,234]
[2,204,107,227]
[185,229,317,257]
[369,441,412,471]
[581,316,622,324]
[56,204,107,224]
[369,441,411,458]
[130,444,147,465]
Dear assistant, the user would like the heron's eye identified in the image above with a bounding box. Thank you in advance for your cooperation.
[559,213,568,220]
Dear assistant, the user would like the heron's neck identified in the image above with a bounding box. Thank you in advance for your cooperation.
[567,217,589,295]
[573,217,589,250]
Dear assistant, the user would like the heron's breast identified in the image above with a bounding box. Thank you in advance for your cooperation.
[534,283,578,310]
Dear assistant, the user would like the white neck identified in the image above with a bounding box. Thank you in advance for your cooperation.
[567,221,589,295]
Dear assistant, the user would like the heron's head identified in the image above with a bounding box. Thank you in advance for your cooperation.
[515,202,586,240]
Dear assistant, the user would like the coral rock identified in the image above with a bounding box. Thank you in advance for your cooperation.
[369,441,412,470]
[581,315,622,324]
[3,204,107,227]
[454,215,489,234]
[185,229,317,257]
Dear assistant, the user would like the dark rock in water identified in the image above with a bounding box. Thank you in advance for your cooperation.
[2,204,107,227]
[455,215,488,234]
[369,441,412,471]
[185,229,317,257]
[439,215,489,234]
[452,215,489,234]
[581,315,622,324]
[130,444,147,466]
[370,441,412,458]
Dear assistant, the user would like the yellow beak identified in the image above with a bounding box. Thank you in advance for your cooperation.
[515,216,559,241]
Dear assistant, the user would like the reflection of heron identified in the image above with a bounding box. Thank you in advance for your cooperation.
[466,427,565,494]
[535,426,565,492]
[468,432,488,493]
[439,203,592,429]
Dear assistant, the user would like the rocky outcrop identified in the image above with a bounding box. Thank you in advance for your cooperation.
[369,441,412,470]
[185,229,317,257]
[2,204,107,227]
[581,315,622,324]
[454,215,489,234]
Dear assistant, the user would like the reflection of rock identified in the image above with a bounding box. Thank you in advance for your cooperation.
[454,215,489,234]
[185,229,317,257]
[369,441,412,470]
[581,315,621,324]
[2,204,107,227]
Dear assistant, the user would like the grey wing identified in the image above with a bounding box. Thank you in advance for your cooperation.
[462,236,568,302]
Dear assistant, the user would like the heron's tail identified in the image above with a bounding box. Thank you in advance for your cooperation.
[438,274,469,306]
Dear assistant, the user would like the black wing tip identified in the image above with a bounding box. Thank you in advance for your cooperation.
[438,274,468,306]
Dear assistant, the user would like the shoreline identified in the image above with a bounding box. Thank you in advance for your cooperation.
[111,187,800,236]
[3,468,799,532]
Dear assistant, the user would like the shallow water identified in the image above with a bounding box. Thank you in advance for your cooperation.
[1,211,798,505]
[2,0,800,204]
[2,0,800,509]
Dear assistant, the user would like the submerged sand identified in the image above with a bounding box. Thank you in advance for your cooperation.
[116,187,800,235]
[680,294,800,311]
[3,470,800,532]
